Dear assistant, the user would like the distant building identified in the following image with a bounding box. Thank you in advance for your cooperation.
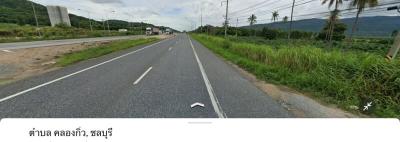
[46,6,71,27]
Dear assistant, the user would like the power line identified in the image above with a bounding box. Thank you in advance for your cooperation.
[233,0,318,19]
[229,0,274,15]
[234,1,400,22]
[234,3,399,25]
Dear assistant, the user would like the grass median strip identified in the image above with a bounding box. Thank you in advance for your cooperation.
[191,34,400,117]
[57,38,159,66]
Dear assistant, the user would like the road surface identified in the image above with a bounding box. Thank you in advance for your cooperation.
[0,34,292,118]
[0,35,145,50]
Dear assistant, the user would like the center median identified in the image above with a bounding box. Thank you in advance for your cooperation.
[57,38,160,66]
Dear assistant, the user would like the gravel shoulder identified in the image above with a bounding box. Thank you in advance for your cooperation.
[223,56,359,118]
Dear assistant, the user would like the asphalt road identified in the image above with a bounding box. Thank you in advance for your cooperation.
[0,35,145,50]
[0,34,292,118]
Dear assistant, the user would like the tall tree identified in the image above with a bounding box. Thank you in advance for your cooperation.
[322,0,343,43]
[248,14,257,36]
[272,11,279,22]
[283,16,289,23]
[349,0,378,41]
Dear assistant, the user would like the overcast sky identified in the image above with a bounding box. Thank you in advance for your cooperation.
[33,0,399,31]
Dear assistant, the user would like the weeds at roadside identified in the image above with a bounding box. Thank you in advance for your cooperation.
[57,38,159,66]
[192,34,400,117]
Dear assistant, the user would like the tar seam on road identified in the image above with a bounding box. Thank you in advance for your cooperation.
[0,40,167,103]
[188,36,227,118]
[133,67,153,85]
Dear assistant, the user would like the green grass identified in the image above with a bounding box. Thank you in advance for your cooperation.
[192,34,400,117]
[228,36,393,55]
[57,38,159,66]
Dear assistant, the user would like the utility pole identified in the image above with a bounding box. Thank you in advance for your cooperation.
[107,20,110,34]
[288,0,295,40]
[222,0,229,38]
[88,11,93,31]
[141,22,143,35]
[78,9,93,31]
[207,25,209,39]
[236,18,238,38]
[386,5,400,60]
[201,8,203,33]
[30,0,41,37]
[106,10,115,34]
[102,18,106,31]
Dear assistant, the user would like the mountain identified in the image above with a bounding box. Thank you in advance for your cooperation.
[0,0,177,31]
[0,0,50,26]
[243,16,400,37]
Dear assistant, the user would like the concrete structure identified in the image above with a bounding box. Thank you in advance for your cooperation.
[46,6,71,27]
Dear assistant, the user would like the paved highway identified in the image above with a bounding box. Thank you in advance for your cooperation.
[0,35,145,50]
[0,34,292,118]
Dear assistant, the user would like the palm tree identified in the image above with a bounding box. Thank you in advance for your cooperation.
[248,14,257,36]
[283,16,289,23]
[248,14,257,25]
[322,0,343,42]
[272,11,279,22]
[349,0,378,42]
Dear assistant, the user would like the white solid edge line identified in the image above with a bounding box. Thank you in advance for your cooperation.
[133,67,153,85]
[188,36,227,118]
[0,40,166,103]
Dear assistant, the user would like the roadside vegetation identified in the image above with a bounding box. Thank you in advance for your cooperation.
[57,38,159,66]
[0,23,144,43]
[192,34,400,117]
[190,0,400,117]
[0,0,175,43]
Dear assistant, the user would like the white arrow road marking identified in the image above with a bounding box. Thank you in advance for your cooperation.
[0,40,167,103]
[168,47,172,51]
[363,102,373,111]
[1,50,14,53]
[133,67,153,85]
[189,36,227,118]
[191,102,205,108]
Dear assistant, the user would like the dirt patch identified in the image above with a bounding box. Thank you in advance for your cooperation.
[0,35,170,85]
[0,42,99,84]
[225,61,359,118]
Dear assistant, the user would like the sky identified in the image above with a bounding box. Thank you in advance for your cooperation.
[32,0,399,31]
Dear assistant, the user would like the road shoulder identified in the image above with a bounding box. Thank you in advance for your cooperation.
[190,36,358,118]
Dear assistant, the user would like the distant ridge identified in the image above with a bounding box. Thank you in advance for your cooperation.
[243,16,400,37]
[0,0,177,31]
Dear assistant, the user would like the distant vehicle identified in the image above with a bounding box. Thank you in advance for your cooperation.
[146,27,152,35]
[152,27,160,35]
[118,29,128,32]
[146,27,160,35]
[165,29,173,35]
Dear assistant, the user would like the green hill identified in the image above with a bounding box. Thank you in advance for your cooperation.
[243,16,400,37]
[0,0,175,31]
